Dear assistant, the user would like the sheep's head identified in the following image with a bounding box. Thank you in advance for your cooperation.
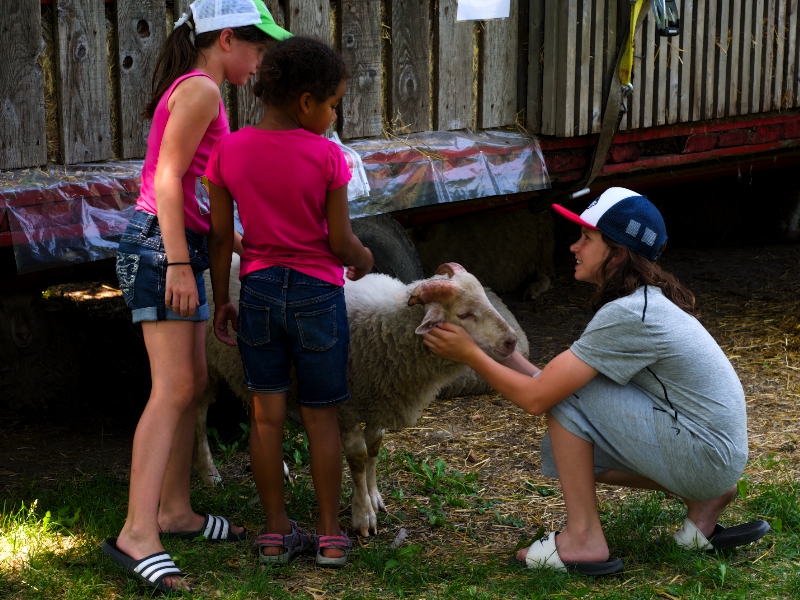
[408,263,517,360]
[0,291,61,350]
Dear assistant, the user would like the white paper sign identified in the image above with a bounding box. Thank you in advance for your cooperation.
[456,0,511,21]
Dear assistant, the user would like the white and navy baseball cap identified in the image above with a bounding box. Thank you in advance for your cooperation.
[552,187,668,260]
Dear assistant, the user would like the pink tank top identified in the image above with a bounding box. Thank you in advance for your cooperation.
[136,70,229,235]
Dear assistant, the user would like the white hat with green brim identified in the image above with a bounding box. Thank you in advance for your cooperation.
[190,0,292,40]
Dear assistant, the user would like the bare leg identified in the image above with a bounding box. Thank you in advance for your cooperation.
[250,392,290,556]
[300,405,345,558]
[115,320,198,592]
[157,321,243,535]
[156,321,206,532]
[516,413,609,564]
[596,470,737,538]
[364,427,386,513]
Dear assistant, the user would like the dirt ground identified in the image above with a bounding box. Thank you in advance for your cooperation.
[2,205,800,505]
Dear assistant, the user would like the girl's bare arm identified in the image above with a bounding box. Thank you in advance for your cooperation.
[326,184,373,280]
[207,181,237,346]
[422,323,598,416]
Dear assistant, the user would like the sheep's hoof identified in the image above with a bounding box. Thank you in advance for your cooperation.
[352,510,378,537]
[369,490,386,513]
[201,473,223,487]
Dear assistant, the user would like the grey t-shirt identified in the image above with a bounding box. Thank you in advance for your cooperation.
[570,286,747,459]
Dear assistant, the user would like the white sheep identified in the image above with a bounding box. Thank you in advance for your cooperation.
[194,259,527,536]
[0,291,79,410]
[411,209,555,300]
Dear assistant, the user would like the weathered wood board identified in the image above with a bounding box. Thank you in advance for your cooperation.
[388,0,431,133]
[236,79,264,130]
[0,2,47,170]
[116,0,166,159]
[436,0,473,131]
[286,0,332,44]
[540,0,561,134]
[173,0,192,21]
[55,0,112,164]
[340,0,382,138]
[578,0,592,135]
[591,0,606,133]
[729,0,742,116]
[479,0,519,129]
[548,0,577,136]
[788,0,798,107]
[678,0,694,122]
[752,0,766,113]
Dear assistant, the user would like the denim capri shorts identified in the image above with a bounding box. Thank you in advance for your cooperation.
[237,266,351,408]
[115,210,210,324]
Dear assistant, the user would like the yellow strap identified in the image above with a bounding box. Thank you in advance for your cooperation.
[619,0,646,87]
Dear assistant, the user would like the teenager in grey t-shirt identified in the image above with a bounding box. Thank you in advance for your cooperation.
[422,188,768,576]
[567,284,748,499]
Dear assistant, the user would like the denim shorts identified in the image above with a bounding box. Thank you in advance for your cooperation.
[237,266,351,407]
[115,210,210,324]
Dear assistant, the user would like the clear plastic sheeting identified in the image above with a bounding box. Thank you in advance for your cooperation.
[0,161,142,274]
[346,129,550,219]
[0,130,550,275]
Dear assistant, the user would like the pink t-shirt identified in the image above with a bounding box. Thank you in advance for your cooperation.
[136,70,229,235]
[205,128,352,286]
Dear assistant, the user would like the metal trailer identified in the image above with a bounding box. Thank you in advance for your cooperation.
[2,0,799,290]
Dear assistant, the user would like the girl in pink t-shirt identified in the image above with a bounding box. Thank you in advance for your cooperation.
[104,2,292,594]
[206,37,373,568]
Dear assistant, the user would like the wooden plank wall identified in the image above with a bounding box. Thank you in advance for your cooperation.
[542,0,800,136]
[116,0,166,159]
[435,0,473,131]
[0,2,47,170]
[4,0,800,170]
[387,0,431,133]
[55,0,112,163]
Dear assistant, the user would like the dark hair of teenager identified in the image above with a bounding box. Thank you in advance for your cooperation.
[144,16,270,119]
[592,235,696,315]
[253,36,349,107]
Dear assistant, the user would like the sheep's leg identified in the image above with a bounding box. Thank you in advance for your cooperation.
[364,427,386,513]
[341,422,377,537]
[193,384,222,486]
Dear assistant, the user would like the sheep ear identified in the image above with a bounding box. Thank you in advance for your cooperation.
[435,263,467,278]
[415,305,445,335]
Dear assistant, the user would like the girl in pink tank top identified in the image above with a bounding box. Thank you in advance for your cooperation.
[105,1,292,594]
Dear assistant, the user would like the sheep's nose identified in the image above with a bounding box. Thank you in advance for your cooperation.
[504,338,516,352]
[14,331,32,346]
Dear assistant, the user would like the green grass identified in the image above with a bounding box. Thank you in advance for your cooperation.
[1,450,798,599]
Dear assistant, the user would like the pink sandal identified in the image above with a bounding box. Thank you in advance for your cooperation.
[255,520,312,565]
[314,530,353,568]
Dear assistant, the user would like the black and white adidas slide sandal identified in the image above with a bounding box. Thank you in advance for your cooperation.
[160,514,247,542]
[101,538,190,594]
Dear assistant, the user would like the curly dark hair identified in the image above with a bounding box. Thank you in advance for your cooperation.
[592,235,696,315]
[253,36,349,107]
